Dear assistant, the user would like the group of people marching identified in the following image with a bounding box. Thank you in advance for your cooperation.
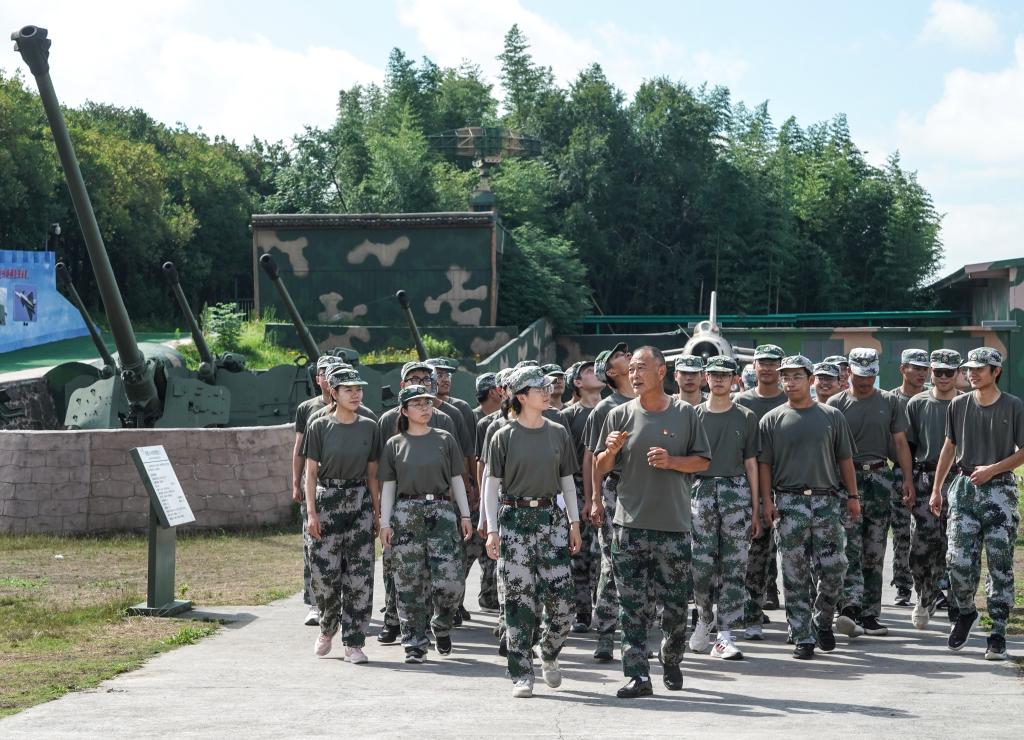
[290,341,1022,699]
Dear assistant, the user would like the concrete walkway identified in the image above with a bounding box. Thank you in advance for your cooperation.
[2,554,1021,738]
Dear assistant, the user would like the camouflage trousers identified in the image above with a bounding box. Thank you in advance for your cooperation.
[570,483,599,620]
[946,474,1020,637]
[308,480,375,645]
[592,474,620,638]
[842,468,892,618]
[391,499,463,649]
[611,525,691,677]
[381,548,400,627]
[889,467,913,591]
[691,476,753,633]
[456,507,494,609]
[744,523,779,626]
[909,470,950,611]
[775,492,848,645]
[300,502,313,606]
[498,504,574,679]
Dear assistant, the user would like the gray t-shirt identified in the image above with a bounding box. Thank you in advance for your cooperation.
[300,402,378,457]
[887,386,915,462]
[827,389,908,464]
[906,390,960,465]
[596,398,712,533]
[561,402,595,467]
[733,388,788,422]
[378,405,459,451]
[758,403,854,490]
[480,415,510,465]
[436,398,475,460]
[476,410,500,459]
[543,407,572,436]
[294,396,328,433]
[945,391,1024,469]
[695,402,758,478]
[487,419,578,499]
[304,415,381,480]
[377,428,465,496]
[583,391,633,453]
[444,396,478,451]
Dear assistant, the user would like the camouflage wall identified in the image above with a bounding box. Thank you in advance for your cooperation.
[476,318,554,372]
[557,326,1021,395]
[252,213,498,328]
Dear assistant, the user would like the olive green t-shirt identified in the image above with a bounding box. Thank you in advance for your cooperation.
[758,403,854,490]
[301,404,378,456]
[584,391,633,453]
[487,419,578,498]
[377,428,465,496]
[886,386,915,462]
[906,390,960,465]
[733,388,788,423]
[561,402,595,467]
[436,399,475,460]
[377,405,459,450]
[480,415,510,465]
[595,398,712,533]
[446,396,478,450]
[294,396,328,434]
[827,389,908,464]
[304,415,381,480]
[945,391,1024,469]
[476,410,500,459]
[695,402,758,478]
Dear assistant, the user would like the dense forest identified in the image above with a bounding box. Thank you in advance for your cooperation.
[0,26,943,330]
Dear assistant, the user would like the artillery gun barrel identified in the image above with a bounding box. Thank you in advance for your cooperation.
[56,262,116,371]
[13,25,159,421]
[162,261,214,366]
[396,290,427,361]
[259,253,320,362]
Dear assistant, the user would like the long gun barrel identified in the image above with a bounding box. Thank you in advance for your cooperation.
[56,261,116,375]
[14,25,160,423]
[162,261,214,368]
[259,253,320,362]
[396,290,427,361]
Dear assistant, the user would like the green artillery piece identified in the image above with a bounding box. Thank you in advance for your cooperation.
[396,290,428,362]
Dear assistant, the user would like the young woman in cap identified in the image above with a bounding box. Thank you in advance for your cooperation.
[303,368,382,663]
[484,366,582,698]
[378,385,473,664]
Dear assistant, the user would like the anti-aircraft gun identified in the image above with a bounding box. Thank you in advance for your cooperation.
[14,25,228,428]
[396,290,428,362]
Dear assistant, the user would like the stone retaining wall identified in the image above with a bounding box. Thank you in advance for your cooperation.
[0,425,294,535]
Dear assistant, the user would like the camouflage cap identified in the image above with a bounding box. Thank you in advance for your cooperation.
[398,384,434,406]
[496,368,516,387]
[514,360,540,369]
[400,361,433,380]
[425,357,458,373]
[475,372,498,394]
[541,363,565,377]
[315,355,336,371]
[703,355,737,374]
[900,349,930,367]
[848,347,880,377]
[594,342,629,382]
[509,366,551,395]
[674,354,705,373]
[813,362,840,378]
[962,346,1003,368]
[565,360,593,389]
[780,355,814,373]
[930,349,962,370]
[320,360,347,377]
[753,344,785,361]
[823,355,849,367]
[741,364,756,389]
[328,367,368,387]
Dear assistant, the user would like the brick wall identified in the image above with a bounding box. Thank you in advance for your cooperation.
[0,425,294,535]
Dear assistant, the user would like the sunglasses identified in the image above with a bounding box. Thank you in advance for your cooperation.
[932,369,956,378]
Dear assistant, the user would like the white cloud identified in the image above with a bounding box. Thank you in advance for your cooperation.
[920,0,999,50]
[936,202,1024,272]
[1,0,383,143]
[395,0,747,98]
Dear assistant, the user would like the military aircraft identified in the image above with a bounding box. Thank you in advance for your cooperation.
[663,292,755,365]
[14,288,36,321]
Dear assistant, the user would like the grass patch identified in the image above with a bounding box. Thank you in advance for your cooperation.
[361,335,458,365]
[175,310,300,371]
[0,526,303,717]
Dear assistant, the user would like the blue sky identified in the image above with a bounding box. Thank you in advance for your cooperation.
[3,0,1022,277]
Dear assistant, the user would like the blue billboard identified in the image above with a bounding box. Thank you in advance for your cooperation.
[0,250,88,354]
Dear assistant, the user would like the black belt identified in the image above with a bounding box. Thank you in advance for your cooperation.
[913,462,938,474]
[398,493,449,502]
[501,497,554,509]
[775,487,837,496]
[318,477,367,488]
[956,466,1015,483]
[856,461,887,472]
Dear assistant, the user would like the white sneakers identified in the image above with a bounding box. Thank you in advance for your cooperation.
[690,618,713,651]
[911,603,930,630]
[743,623,763,641]
[711,634,743,660]
[304,608,320,626]
[541,659,562,688]
[512,676,534,698]
[344,646,369,664]
[314,634,332,657]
